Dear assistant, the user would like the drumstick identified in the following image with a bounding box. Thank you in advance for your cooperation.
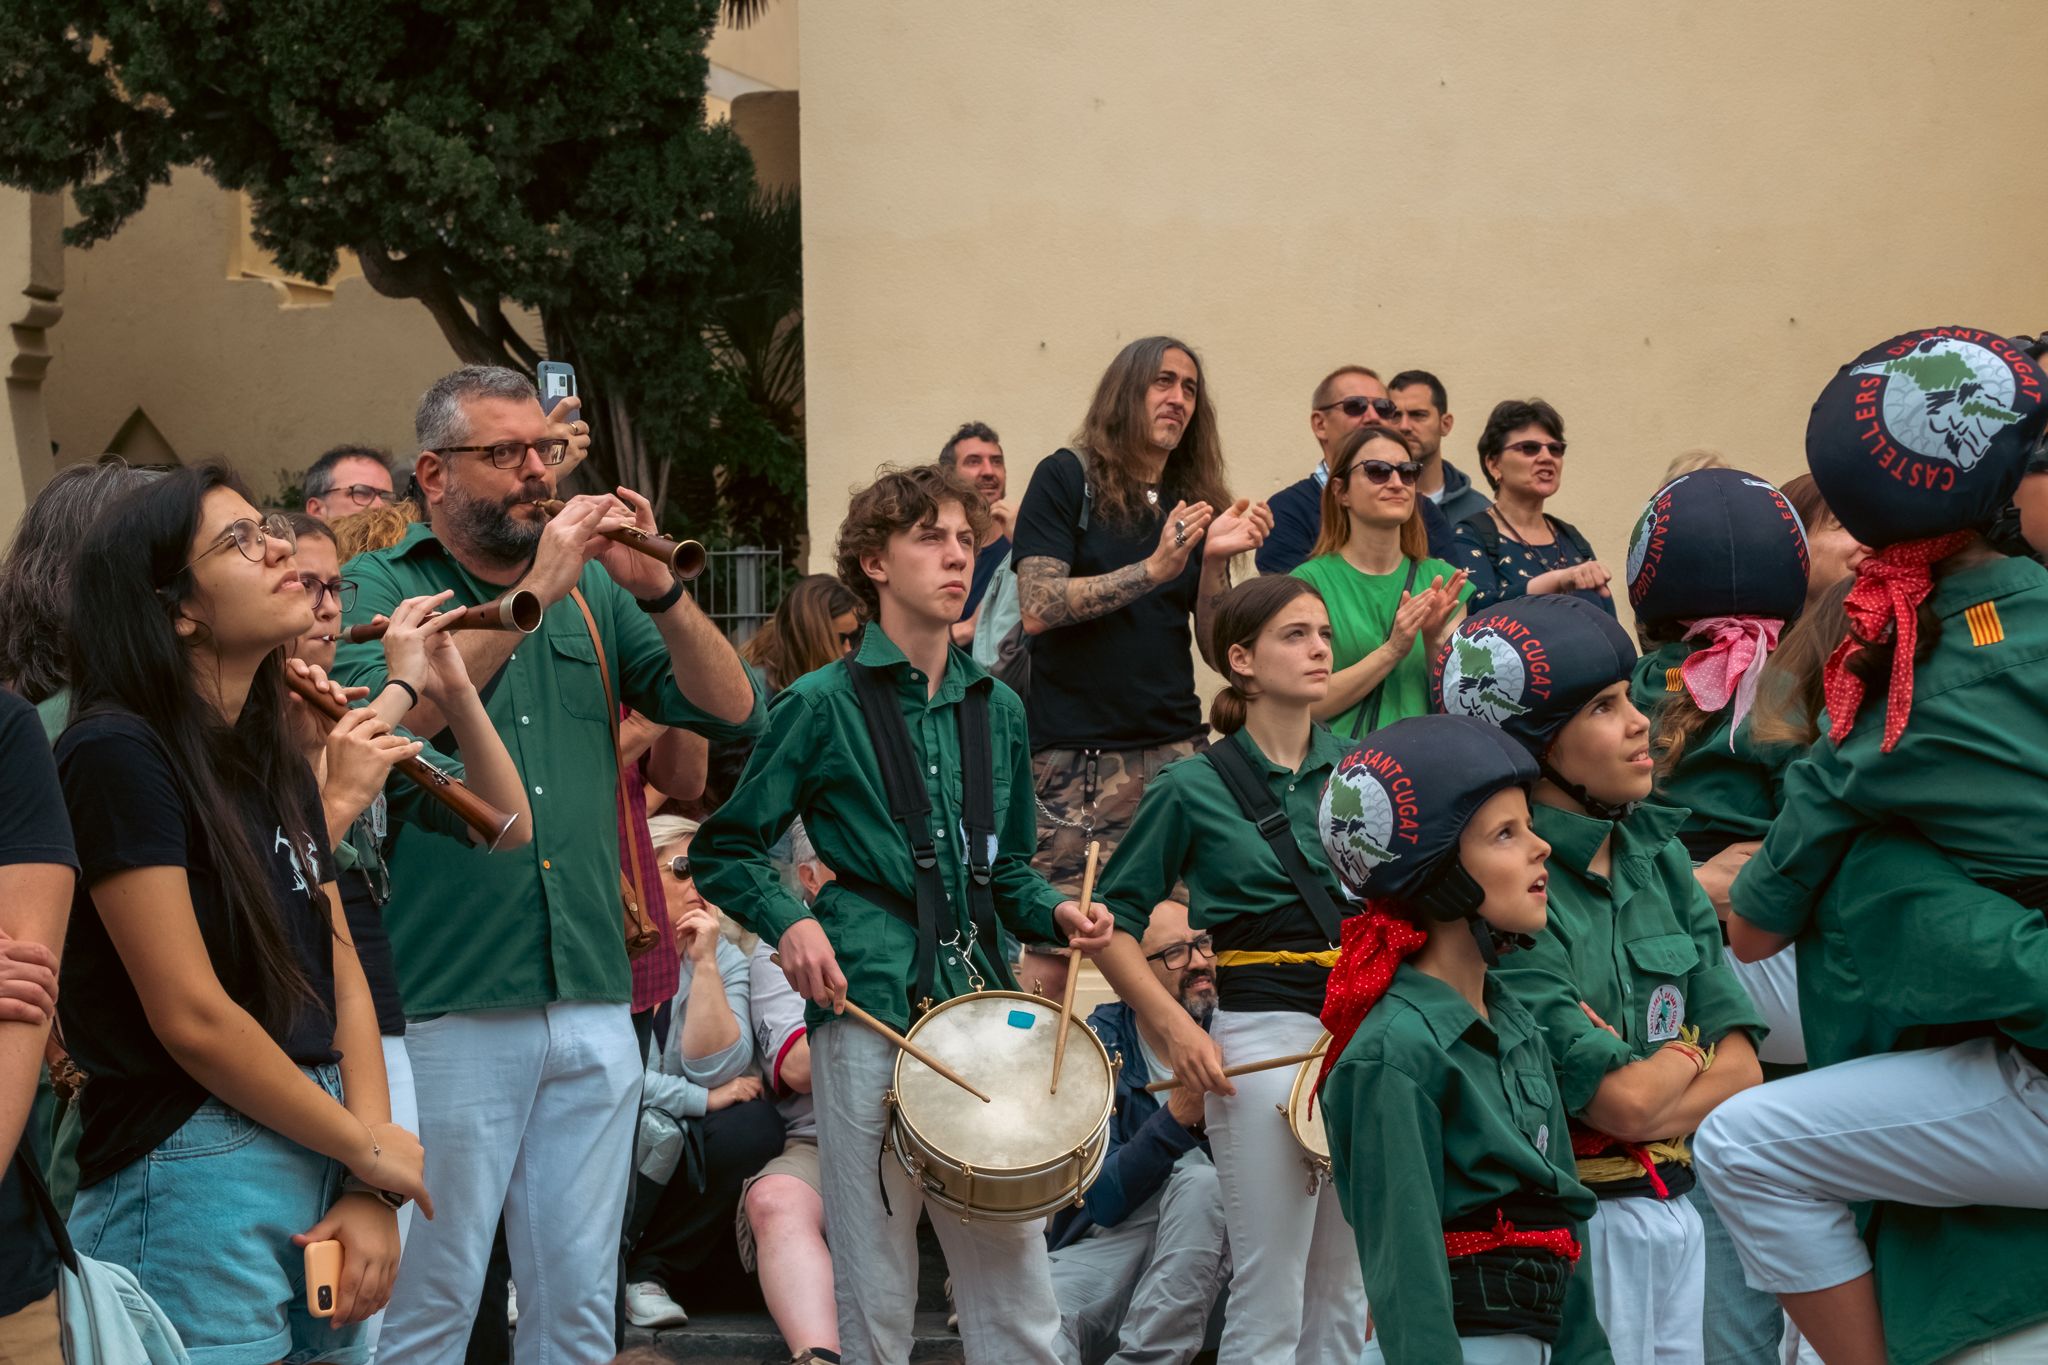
[1143,1043,1330,1095]
[770,954,991,1104]
[1049,840,1101,1095]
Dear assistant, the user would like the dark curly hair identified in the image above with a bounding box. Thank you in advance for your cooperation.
[834,464,993,620]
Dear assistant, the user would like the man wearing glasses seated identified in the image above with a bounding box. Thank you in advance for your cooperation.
[1256,365,1398,576]
[303,443,401,520]
[1046,900,1229,1365]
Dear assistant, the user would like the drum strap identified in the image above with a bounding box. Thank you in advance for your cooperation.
[1205,739,1345,946]
[845,645,1000,1012]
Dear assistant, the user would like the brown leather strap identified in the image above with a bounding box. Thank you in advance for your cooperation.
[568,587,655,938]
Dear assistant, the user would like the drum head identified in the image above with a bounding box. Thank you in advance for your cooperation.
[896,993,1112,1169]
[1287,1033,1332,1162]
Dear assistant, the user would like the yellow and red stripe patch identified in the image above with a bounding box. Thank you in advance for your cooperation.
[1965,600,2004,648]
[1666,666,1684,692]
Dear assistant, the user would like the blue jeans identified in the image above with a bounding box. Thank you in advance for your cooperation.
[69,1064,365,1365]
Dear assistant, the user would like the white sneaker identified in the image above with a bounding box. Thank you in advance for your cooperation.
[625,1280,690,1330]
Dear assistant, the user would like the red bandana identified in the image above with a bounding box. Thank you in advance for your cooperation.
[1821,531,1975,753]
[1313,906,1428,1108]
[1444,1210,1583,1265]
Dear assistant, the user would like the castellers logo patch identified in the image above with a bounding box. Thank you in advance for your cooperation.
[1745,478,1812,575]
[1626,476,1686,594]
[1321,752,1406,892]
[1441,628,1532,726]
[1847,331,2041,489]
[1646,984,1686,1043]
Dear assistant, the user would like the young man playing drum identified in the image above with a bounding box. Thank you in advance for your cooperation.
[696,464,1113,1365]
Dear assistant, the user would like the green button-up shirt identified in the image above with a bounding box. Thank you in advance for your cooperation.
[1494,802,1764,1115]
[1097,724,1349,940]
[1324,965,1611,1365]
[1629,642,1800,857]
[332,522,763,1016]
[1734,555,2048,940]
[693,627,1063,1032]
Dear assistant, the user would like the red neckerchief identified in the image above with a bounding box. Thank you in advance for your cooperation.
[1312,905,1427,1109]
[1444,1210,1582,1264]
[1822,531,1975,753]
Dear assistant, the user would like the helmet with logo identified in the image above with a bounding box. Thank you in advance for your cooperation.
[1807,326,2048,548]
[1626,467,1811,626]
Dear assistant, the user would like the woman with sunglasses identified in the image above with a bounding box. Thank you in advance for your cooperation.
[1292,424,1471,739]
[1095,575,1368,1365]
[1453,399,1617,616]
[54,466,435,1363]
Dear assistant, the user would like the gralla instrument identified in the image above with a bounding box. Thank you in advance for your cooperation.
[340,589,542,644]
[533,498,706,580]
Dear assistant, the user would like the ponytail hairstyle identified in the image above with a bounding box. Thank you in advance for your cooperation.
[1311,425,1428,562]
[68,464,327,1036]
[1208,575,1325,735]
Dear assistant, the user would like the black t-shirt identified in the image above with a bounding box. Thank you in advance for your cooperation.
[337,795,406,1036]
[0,689,77,1316]
[1010,449,1205,751]
[55,709,338,1188]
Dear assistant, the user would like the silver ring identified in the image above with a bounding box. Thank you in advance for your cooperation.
[1174,518,1186,536]
[1174,529,1189,548]
[574,420,588,434]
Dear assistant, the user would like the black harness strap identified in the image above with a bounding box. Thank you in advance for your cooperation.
[844,648,1000,1012]
[1204,739,1346,946]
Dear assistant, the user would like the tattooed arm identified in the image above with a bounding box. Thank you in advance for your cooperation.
[1016,556,1163,634]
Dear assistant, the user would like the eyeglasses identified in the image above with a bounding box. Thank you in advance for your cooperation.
[666,855,693,882]
[174,513,297,578]
[296,574,356,613]
[837,629,859,653]
[1501,440,1568,459]
[313,483,398,509]
[1343,459,1423,488]
[1144,933,1215,970]
[434,438,571,469]
[1316,396,1398,421]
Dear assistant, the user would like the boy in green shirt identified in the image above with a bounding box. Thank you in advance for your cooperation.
[695,465,1110,1365]
[1435,594,1765,1365]
[1315,713,1612,1363]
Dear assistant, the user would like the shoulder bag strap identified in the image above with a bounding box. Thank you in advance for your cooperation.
[14,1148,80,1273]
[568,587,656,951]
[843,639,945,1010]
[956,686,1000,966]
[1350,558,1423,740]
[1203,739,1345,945]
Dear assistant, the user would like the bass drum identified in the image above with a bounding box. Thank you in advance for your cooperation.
[887,990,1117,1221]
[1282,1031,1334,1195]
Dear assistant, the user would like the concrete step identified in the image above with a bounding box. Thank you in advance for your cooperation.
[626,1312,962,1363]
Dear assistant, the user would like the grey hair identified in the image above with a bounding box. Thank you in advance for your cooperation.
[0,458,165,702]
[787,816,817,867]
[415,365,540,451]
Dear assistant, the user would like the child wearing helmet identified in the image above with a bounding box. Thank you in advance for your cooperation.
[1434,593,1766,1365]
[1690,327,2048,1365]
[1316,714,1612,1363]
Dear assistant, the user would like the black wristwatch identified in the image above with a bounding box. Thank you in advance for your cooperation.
[635,579,685,614]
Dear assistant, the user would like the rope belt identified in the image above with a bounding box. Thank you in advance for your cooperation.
[1572,1130,1692,1197]
[1444,1210,1582,1264]
[1215,949,1340,967]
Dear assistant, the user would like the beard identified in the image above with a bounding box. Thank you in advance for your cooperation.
[441,476,550,566]
[1178,969,1218,1029]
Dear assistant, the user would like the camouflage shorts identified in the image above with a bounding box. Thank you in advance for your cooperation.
[1030,738,1206,902]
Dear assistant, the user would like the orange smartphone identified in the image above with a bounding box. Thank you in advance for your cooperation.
[305,1239,343,1319]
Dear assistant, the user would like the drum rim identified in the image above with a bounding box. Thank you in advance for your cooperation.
[1285,1029,1335,1161]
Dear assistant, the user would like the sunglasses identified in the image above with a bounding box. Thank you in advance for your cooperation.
[666,855,693,882]
[1343,458,1423,488]
[173,513,297,578]
[296,575,357,613]
[1316,396,1399,421]
[1502,440,1568,458]
[434,438,572,470]
[1144,933,1215,970]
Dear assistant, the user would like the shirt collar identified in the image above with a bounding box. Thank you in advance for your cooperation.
[1229,722,1346,780]
[1930,554,2046,618]
[852,622,989,704]
[1384,962,1529,1052]
[1311,462,1330,489]
[1530,798,1685,876]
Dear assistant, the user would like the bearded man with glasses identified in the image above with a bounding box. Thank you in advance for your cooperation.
[303,444,401,520]
[330,364,763,1365]
[1256,364,1399,575]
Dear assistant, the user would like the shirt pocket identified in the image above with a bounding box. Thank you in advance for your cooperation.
[1623,932,1700,980]
[1509,1069,1559,1155]
[549,629,613,722]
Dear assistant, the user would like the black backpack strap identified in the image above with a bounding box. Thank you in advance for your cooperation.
[844,651,944,1011]
[1203,739,1345,945]
[13,1147,79,1273]
[1350,558,1423,740]
[1549,515,1596,563]
[958,687,1001,966]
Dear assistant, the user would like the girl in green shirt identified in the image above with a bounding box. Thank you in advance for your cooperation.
[1292,424,1469,739]
[1316,713,1611,1363]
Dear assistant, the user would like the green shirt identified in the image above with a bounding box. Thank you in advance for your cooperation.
[1494,802,1765,1115]
[331,522,764,1016]
[1734,555,2048,939]
[1291,552,1472,737]
[1629,641,1800,857]
[1324,965,1611,1364]
[34,689,68,744]
[692,627,1063,1033]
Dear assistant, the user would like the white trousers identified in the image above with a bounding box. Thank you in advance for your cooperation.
[376,1002,640,1365]
[1938,1317,2048,1363]
[1583,1192,1705,1365]
[361,1033,417,1361]
[1207,1009,1365,1365]
[812,1021,1064,1365]
[1363,1333,1554,1363]
[1725,945,1805,1067]
[1695,1037,2048,1294]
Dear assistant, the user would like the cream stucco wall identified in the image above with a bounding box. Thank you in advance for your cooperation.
[796,1,2048,612]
